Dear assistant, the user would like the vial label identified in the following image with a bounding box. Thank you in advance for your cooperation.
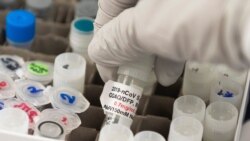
[100,80,143,120]
[28,62,49,76]
[217,90,234,98]
[61,116,68,125]
[26,86,44,96]
[59,93,76,105]
[0,81,8,89]
[1,57,21,71]
[13,103,39,123]
[0,101,4,110]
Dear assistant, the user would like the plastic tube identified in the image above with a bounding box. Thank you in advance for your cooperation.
[168,116,203,141]
[101,55,155,127]
[203,102,238,141]
[99,124,134,141]
[6,10,35,49]
[173,95,206,123]
[53,53,86,93]
[134,131,165,141]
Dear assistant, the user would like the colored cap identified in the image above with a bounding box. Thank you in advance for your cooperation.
[16,61,54,85]
[6,10,35,43]
[73,17,94,33]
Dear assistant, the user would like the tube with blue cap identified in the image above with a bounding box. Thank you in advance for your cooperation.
[6,10,35,49]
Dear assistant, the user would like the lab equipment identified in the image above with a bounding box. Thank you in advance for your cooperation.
[0,55,25,79]
[215,64,247,88]
[99,124,134,141]
[172,95,206,122]
[70,17,94,63]
[134,131,166,141]
[26,0,53,20]
[210,75,243,109]
[0,72,16,99]
[100,55,154,127]
[6,10,35,49]
[53,53,86,93]
[15,80,50,107]
[203,102,238,141]
[0,108,29,134]
[4,98,41,130]
[182,61,214,103]
[34,108,81,139]
[48,86,90,113]
[168,116,203,141]
[16,61,54,85]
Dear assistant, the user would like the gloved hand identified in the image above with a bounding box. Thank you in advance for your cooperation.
[89,0,250,86]
[241,120,250,141]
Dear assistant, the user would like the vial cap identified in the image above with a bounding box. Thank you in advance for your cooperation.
[73,17,94,33]
[99,124,134,141]
[48,87,90,113]
[18,61,54,85]
[38,121,64,138]
[15,80,50,107]
[0,55,25,78]
[4,98,41,127]
[134,131,166,141]
[0,72,16,99]
[0,108,29,134]
[70,18,94,51]
[6,10,35,43]
[39,108,81,133]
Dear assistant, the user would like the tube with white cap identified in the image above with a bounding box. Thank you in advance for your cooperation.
[99,124,134,141]
[134,131,166,141]
[53,53,86,93]
[0,108,29,134]
[168,116,203,141]
[100,55,155,127]
[182,61,214,103]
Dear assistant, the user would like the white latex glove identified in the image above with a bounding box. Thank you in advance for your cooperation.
[89,0,250,86]
[241,120,250,141]
[94,0,138,32]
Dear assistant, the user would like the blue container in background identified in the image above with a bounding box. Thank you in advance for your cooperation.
[6,10,35,49]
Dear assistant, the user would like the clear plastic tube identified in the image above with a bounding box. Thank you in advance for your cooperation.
[173,95,206,123]
[99,124,134,141]
[101,55,155,127]
[103,74,146,127]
